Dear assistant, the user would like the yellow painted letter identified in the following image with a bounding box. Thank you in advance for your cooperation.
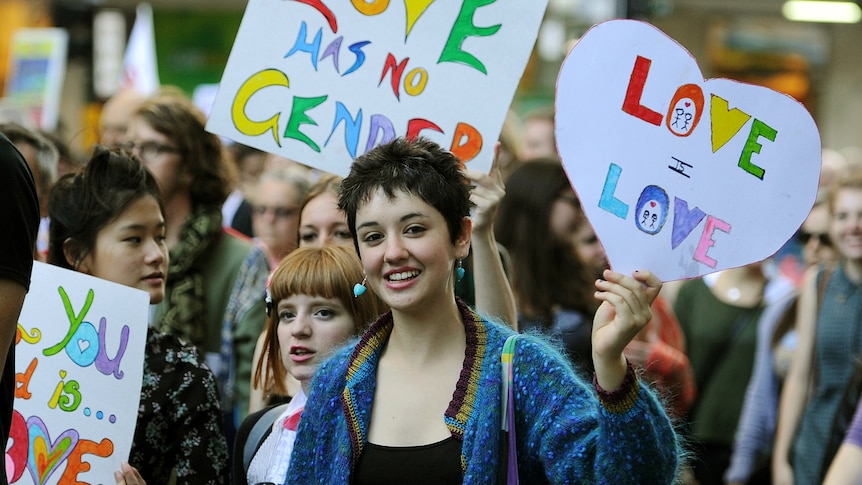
[232,69,290,147]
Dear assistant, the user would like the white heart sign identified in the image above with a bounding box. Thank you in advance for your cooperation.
[556,20,821,282]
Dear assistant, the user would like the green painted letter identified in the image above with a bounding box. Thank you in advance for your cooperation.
[738,119,777,180]
[438,0,501,74]
[283,95,329,152]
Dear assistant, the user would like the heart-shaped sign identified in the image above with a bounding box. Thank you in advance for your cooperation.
[26,416,79,485]
[556,20,821,281]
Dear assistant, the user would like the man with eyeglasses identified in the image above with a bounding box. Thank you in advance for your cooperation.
[126,90,271,479]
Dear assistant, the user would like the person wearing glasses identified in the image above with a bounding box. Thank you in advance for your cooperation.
[125,89,271,448]
[250,169,310,268]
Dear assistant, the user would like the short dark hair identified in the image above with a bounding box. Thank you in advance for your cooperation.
[338,137,472,250]
[48,147,164,269]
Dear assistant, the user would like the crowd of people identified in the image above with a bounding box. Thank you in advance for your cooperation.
[1,86,861,485]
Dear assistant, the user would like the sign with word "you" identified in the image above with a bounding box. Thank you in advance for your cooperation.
[8,262,147,484]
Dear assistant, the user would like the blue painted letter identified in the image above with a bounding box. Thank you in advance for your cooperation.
[671,197,706,249]
[599,163,629,219]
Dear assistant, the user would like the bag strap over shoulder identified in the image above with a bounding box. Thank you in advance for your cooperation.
[500,334,520,485]
[243,402,291,472]
[501,334,518,431]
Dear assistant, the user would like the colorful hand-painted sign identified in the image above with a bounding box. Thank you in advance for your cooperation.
[556,20,821,282]
[206,0,549,176]
[8,262,148,484]
[4,29,68,131]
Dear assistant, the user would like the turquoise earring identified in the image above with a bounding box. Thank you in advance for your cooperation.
[353,276,367,297]
[456,259,465,282]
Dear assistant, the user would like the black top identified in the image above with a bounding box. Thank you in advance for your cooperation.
[0,133,38,291]
[129,329,229,484]
[353,436,463,485]
[0,133,39,485]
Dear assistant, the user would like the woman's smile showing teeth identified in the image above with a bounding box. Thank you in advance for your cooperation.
[387,270,420,282]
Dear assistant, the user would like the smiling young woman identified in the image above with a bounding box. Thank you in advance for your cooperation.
[774,170,862,485]
[284,137,681,484]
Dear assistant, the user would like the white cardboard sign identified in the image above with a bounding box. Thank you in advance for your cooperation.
[206,0,549,176]
[556,20,821,281]
[7,262,148,484]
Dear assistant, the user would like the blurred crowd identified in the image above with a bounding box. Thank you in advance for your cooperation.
[3,84,862,485]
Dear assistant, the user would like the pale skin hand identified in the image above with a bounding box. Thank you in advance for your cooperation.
[461,142,518,326]
[114,461,145,485]
[592,269,661,390]
[463,146,505,233]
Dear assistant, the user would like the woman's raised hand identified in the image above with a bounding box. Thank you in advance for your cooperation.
[592,269,662,390]
[462,142,505,235]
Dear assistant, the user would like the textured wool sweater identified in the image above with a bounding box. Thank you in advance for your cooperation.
[285,300,680,484]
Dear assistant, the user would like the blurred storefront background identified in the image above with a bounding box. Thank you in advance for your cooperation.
[1,0,860,163]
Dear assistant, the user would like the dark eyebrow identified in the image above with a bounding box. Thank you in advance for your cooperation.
[356,212,426,232]
[119,221,166,231]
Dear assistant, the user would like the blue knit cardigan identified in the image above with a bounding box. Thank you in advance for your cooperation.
[285,300,680,484]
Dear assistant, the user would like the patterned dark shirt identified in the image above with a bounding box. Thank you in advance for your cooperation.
[129,328,228,483]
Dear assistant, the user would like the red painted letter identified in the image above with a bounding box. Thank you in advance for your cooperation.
[406,119,443,140]
[622,55,662,126]
[379,54,409,100]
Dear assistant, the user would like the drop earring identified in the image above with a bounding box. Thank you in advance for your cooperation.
[456,259,465,282]
[353,276,367,297]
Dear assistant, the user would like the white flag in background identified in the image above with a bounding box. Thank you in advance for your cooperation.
[121,2,159,94]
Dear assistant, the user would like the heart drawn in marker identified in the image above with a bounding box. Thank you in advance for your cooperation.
[5,411,27,482]
[555,19,821,281]
[26,416,79,485]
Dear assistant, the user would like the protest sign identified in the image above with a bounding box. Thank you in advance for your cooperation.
[556,20,821,281]
[206,0,549,176]
[4,29,68,131]
[7,262,148,484]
